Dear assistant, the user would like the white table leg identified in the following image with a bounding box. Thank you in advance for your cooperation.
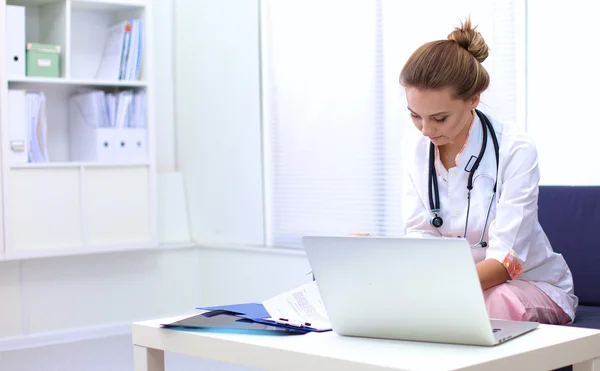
[574,358,600,371]
[134,345,165,371]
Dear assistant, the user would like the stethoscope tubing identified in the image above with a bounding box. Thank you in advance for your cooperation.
[428,109,500,248]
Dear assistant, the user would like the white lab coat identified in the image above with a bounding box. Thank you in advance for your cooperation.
[401,113,578,322]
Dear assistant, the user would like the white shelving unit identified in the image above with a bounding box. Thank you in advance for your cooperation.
[0,0,157,259]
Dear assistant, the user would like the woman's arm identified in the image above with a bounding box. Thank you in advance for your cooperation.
[476,259,510,290]
[483,134,542,288]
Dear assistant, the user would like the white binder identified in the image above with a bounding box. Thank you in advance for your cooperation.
[7,90,28,163]
[6,5,26,78]
[68,95,115,162]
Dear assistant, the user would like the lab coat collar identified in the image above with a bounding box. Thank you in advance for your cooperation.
[455,111,481,172]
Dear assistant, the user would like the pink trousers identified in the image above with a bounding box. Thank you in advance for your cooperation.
[483,280,570,324]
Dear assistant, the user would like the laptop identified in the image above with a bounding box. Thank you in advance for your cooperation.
[302,235,539,346]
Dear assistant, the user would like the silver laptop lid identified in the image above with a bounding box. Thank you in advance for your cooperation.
[302,236,497,345]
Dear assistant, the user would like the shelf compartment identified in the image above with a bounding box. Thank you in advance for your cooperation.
[7,0,68,78]
[6,83,147,163]
[70,0,145,80]
[7,167,83,251]
[83,166,152,246]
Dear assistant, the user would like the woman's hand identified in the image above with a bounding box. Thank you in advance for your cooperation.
[476,259,510,290]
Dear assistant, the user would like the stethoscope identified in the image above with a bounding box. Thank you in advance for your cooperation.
[428,109,499,248]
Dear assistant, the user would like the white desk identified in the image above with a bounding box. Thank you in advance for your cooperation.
[132,315,600,371]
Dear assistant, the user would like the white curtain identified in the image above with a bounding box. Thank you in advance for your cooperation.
[260,0,525,248]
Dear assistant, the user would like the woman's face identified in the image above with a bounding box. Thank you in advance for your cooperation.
[405,86,479,148]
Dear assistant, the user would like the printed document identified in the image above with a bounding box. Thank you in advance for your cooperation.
[95,21,127,80]
[262,281,331,330]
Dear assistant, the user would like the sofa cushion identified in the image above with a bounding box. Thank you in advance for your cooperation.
[570,305,600,329]
[537,186,600,306]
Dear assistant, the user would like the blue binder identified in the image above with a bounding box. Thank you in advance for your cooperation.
[161,302,331,334]
[200,303,270,319]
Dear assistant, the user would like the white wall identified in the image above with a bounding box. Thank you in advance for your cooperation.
[174,0,265,247]
[155,0,177,172]
[0,247,202,368]
[172,0,314,309]
[196,248,312,306]
[527,0,600,185]
[0,248,310,371]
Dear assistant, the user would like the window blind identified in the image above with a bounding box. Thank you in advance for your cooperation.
[482,0,527,129]
[260,0,525,248]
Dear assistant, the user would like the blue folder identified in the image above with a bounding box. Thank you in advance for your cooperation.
[161,302,331,334]
[199,303,270,319]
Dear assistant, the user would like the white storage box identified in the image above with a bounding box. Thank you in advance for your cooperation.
[69,126,147,163]
[114,128,147,163]
[69,102,147,163]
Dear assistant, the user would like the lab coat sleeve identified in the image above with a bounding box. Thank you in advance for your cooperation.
[402,166,440,238]
[485,137,540,279]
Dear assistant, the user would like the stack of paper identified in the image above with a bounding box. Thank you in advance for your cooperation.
[95,19,143,81]
[70,89,146,129]
[130,90,146,128]
[112,90,132,128]
[106,90,146,128]
[25,92,49,163]
[262,281,332,331]
[70,90,109,128]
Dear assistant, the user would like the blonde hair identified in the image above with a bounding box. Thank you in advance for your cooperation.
[399,18,490,100]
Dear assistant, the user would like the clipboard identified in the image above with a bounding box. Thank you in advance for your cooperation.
[160,302,331,334]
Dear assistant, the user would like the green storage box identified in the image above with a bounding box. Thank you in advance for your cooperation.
[26,42,61,78]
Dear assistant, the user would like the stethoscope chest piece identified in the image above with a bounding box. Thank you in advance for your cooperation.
[430,214,443,228]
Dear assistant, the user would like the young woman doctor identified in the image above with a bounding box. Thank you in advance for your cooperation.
[399,19,577,324]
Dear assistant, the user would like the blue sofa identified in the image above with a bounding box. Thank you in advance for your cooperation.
[538,186,600,328]
[538,186,600,371]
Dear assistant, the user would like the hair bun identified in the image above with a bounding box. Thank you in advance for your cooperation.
[447,18,489,63]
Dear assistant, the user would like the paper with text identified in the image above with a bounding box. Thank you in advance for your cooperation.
[262,281,331,330]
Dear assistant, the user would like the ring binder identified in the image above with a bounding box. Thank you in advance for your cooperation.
[6,5,25,78]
